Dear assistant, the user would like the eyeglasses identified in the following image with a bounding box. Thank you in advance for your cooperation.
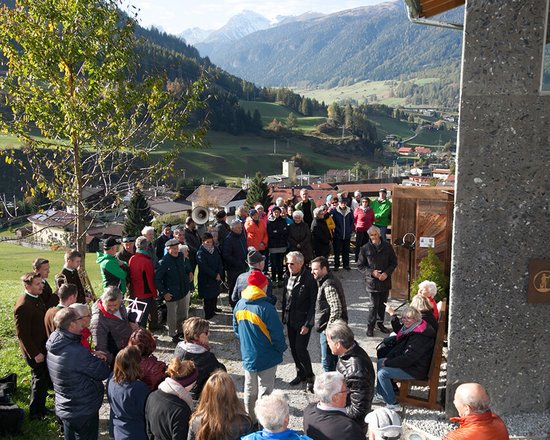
[287,262,296,266]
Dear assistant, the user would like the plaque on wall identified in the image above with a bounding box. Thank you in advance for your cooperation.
[528,259,550,303]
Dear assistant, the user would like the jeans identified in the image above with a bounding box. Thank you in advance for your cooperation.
[287,324,313,379]
[377,226,388,243]
[62,413,99,440]
[320,331,338,372]
[368,290,389,328]
[244,366,277,424]
[333,238,350,269]
[166,295,190,336]
[376,358,414,405]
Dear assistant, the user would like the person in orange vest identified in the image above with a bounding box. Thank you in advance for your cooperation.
[445,383,509,440]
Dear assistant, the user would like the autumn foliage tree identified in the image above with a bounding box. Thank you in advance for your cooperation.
[0,0,207,265]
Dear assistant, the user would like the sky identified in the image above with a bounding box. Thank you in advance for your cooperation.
[125,0,385,35]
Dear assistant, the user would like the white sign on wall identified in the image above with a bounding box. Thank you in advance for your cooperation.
[419,236,435,248]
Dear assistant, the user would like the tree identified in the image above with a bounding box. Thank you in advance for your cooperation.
[286,112,297,129]
[246,172,272,209]
[267,118,284,133]
[411,248,448,302]
[0,0,207,266]
[123,188,153,237]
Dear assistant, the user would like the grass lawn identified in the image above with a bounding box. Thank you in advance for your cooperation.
[238,100,326,133]
[0,241,103,439]
[367,114,415,139]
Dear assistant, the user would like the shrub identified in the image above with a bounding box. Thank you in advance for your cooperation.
[411,247,448,302]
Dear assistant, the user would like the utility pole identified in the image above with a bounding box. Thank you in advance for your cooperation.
[273,139,277,155]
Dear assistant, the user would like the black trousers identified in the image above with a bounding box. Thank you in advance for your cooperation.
[203,297,218,320]
[333,238,350,269]
[270,252,284,283]
[355,231,368,261]
[287,324,314,379]
[227,269,242,308]
[368,290,389,328]
[25,357,50,417]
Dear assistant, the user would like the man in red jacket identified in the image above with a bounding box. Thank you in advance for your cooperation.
[445,383,509,440]
[129,236,158,330]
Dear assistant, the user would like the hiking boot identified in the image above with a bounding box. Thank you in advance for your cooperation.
[378,323,391,334]
[367,327,374,337]
[289,376,304,386]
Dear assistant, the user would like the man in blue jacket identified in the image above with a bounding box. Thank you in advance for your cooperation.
[46,307,110,440]
[233,271,287,425]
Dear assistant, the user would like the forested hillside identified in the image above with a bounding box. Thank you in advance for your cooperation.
[198,1,464,88]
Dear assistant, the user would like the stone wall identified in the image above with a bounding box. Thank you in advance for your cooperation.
[447,0,550,415]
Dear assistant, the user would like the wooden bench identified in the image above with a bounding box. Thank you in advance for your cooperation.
[395,298,447,410]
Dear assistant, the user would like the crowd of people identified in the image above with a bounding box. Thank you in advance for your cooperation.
[9,187,511,440]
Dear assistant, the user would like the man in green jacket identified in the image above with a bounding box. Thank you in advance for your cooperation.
[371,188,392,242]
[96,237,128,293]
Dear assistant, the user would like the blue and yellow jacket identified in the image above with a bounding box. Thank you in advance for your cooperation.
[233,285,287,372]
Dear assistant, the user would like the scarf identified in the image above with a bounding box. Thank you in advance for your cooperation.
[203,244,215,254]
[397,319,422,340]
[158,377,195,409]
[178,340,209,353]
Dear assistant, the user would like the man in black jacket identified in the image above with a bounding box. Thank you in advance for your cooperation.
[303,372,365,440]
[282,251,318,392]
[357,225,398,337]
[326,320,375,433]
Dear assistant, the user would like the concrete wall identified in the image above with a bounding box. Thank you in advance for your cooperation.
[447,0,550,415]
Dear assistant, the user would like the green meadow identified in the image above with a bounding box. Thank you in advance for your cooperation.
[0,242,104,439]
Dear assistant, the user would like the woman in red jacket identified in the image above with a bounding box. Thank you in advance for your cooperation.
[128,236,158,329]
[353,197,375,262]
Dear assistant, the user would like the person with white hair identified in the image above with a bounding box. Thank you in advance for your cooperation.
[242,392,313,440]
[351,190,362,210]
[417,280,439,319]
[303,372,365,440]
[295,188,316,226]
[141,226,158,267]
[365,407,402,440]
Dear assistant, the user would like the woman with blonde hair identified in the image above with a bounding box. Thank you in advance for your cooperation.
[410,294,438,331]
[107,346,149,440]
[188,370,253,440]
[145,358,198,440]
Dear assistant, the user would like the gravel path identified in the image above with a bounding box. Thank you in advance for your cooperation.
[98,261,550,439]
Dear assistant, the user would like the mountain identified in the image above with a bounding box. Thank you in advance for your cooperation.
[181,10,271,48]
[197,1,463,88]
[179,27,213,46]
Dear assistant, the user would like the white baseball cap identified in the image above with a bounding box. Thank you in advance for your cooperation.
[365,407,402,439]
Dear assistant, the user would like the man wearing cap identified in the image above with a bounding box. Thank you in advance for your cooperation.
[96,237,128,293]
[155,238,193,343]
[116,236,135,264]
[444,383,509,440]
[303,372,365,440]
[223,220,248,307]
[231,249,276,306]
[371,189,392,242]
[233,271,287,425]
[365,408,402,440]
[155,223,172,261]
